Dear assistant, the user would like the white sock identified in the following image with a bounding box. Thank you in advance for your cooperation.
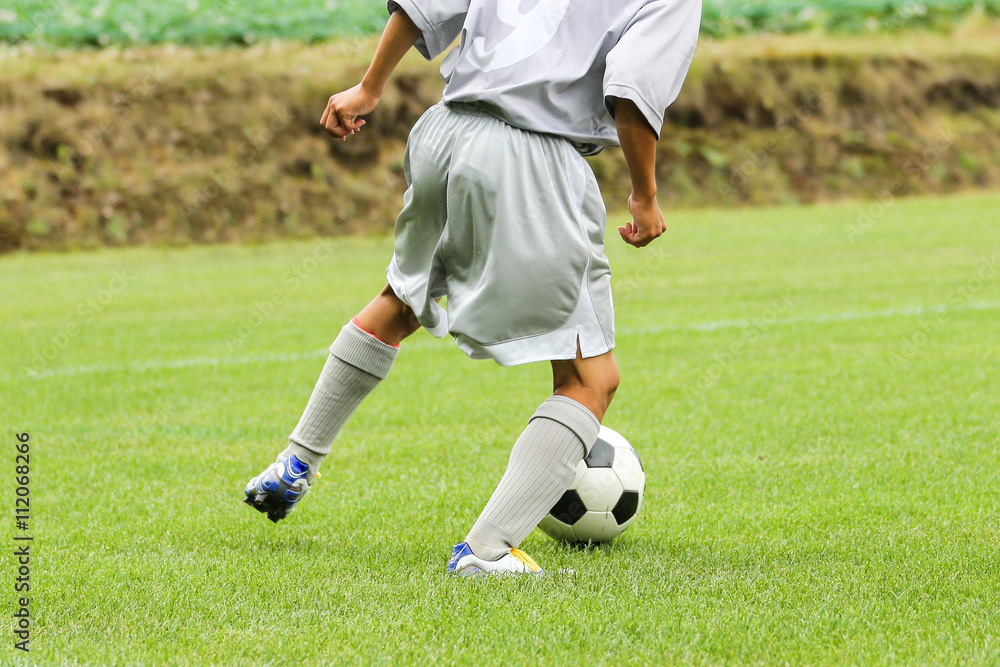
[282,321,397,476]
[464,395,600,561]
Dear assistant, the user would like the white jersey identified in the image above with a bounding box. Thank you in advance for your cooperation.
[388,0,702,153]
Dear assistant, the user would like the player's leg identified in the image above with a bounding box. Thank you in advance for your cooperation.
[450,350,619,575]
[354,283,423,347]
[244,284,419,522]
[283,284,419,468]
[551,348,620,422]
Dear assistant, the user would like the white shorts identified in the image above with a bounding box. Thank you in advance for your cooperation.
[387,102,615,367]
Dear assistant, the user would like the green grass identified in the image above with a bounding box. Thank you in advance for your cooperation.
[2,0,998,47]
[2,191,999,664]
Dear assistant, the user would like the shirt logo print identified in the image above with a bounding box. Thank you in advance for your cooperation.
[467,0,573,73]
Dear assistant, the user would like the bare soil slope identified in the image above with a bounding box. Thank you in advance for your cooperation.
[2,26,999,252]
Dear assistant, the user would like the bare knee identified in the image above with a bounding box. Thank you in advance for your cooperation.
[551,352,620,422]
[379,284,421,333]
[355,285,422,346]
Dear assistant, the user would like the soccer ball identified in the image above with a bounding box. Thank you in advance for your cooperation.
[538,425,645,544]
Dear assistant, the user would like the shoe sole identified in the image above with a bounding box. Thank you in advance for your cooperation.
[243,492,290,523]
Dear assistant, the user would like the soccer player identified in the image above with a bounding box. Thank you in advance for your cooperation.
[245,0,702,575]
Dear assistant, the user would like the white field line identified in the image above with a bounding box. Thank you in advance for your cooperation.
[14,349,330,381]
[8,299,999,382]
[622,299,1000,335]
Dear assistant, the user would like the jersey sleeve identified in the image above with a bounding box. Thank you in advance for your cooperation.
[387,0,470,61]
[603,0,702,138]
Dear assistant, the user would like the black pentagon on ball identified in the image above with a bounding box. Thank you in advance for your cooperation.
[584,438,615,468]
[549,490,587,525]
[612,491,640,525]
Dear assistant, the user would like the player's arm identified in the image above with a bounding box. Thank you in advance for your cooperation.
[614,97,666,248]
[320,10,421,140]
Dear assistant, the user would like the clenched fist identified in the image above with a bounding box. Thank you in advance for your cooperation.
[320,83,379,140]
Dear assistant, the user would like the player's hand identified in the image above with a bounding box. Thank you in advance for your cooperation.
[320,83,379,140]
[618,194,666,248]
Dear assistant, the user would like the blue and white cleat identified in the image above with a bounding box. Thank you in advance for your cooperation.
[243,453,313,523]
[447,542,543,577]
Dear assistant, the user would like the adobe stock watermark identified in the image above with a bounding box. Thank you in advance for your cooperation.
[23,0,69,34]
[877,0,930,32]
[687,287,799,396]
[717,86,834,203]
[225,237,339,350]
[844,126,957,242]
[888,255,999,366]
[179,104,293,223]
[13,432,32,653]
[615,246,673,302]
[715,0,761,30]
[73,66,168,161]
[25,269,135,377]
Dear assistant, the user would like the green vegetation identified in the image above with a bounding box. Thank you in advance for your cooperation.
[2,0,998,47]
[5,29,1000,253]
[0,0,387,47]
[702,0,1000,37]
[3,192,998,664]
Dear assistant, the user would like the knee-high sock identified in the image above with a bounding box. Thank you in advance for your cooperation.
[283,321,397,475]
[464,395,601,561]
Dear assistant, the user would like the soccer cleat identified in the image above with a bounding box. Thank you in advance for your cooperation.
[243,453,312,523]
[446,542,543,576]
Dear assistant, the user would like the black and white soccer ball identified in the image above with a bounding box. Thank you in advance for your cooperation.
[538,425,645,544]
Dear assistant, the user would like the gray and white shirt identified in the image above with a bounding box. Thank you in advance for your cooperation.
[388,0,702,152]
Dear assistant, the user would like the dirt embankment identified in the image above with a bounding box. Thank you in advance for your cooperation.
[2,28,999,252]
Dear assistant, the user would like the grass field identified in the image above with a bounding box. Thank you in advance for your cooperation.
[3,0,998,46]
[2,192,999,664]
